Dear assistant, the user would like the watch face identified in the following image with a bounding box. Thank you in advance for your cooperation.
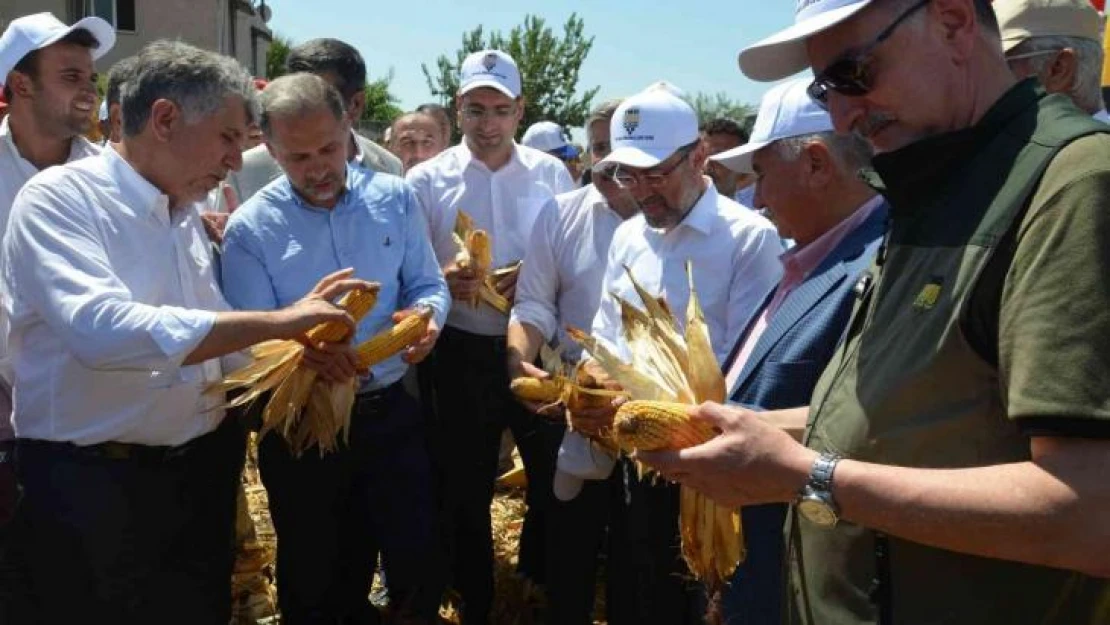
[799,498,838,527]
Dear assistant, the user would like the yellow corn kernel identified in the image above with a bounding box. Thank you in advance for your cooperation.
[467,230,492,275]
[614,400,716,452]
[355,308,432,369]
[306,286,380,344]
[510,377,565,403]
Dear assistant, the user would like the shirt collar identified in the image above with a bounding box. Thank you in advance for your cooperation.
[282,164,355,213]
[349,130,365,165]
[673,178,719,236]
[102,146,170,220]
[779,194,884,278]
[457,140,524,175]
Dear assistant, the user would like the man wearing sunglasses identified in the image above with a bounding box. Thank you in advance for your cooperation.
[995,0,1109,122]
[639,1,1110,624]
[584,83,782,623]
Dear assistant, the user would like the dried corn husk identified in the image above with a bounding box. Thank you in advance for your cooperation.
[569,261,743,590]
[454,210,519,314]
[209,286,381,457]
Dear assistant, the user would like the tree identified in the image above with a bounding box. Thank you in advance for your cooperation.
[421,14,599,142]
[361,70,404,126]
[265,33,293,79]
[689,92,757,134]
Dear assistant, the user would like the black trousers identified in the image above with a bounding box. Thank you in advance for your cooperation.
[424,326,560,624]
[4,415,246,625]
[259,383,439,625]
[544,467,618,625]
[606,458,701,625]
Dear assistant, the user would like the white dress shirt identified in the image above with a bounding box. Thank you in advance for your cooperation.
[1094,109,1110,124]
[407,142,575,336]
[0,116,101,441]
[2,147,232,446]
[510,185,625,362]
[589,181,784,365]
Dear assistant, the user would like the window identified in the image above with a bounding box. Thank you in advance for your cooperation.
[74,0,136,32]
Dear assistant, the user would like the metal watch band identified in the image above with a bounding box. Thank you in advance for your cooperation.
[810,452,841,491]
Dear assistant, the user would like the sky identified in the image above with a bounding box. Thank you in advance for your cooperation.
[262,0,801,131]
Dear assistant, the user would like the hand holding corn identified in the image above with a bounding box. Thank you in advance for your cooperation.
[444,261,480,303]
[393,308,439,364]
[635,402,818,509]
[300,341,362,384]
[279,268,378,341]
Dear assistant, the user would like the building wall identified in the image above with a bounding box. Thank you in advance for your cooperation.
[0,0,270,76]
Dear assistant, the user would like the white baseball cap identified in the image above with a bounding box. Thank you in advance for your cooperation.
[711,78,833,174]
[596,83,699,170]
[739,0,874,82]
[0,13,116,85]
[458,49,521,99]
[995,0,1105,53]
[552,430,617,501]
[521,121,580,159]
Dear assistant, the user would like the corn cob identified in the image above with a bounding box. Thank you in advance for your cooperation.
[613,400,717,453]
[355,308,433,369]
[305,286,380,343]
[510,377,566,403]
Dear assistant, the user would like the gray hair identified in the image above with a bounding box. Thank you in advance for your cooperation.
[105,56,138,107]
[1011,35,1105,114]
[120,40,259,138]
[586,98,623,141]
[258,73,347,139]
[774,131,873,173]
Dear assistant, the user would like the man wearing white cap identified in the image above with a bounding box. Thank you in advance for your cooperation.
[995,0,1109,121]
[0,10,114,544]
[642,1,1110,624]
[708,77,886,625]
[406,49,573,624]
[583,82,782,622]
[522,120,582,180]
[507,98,637,625]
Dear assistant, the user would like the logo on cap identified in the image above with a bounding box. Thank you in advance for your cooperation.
[623,108,641,135]
[482,53,498,71]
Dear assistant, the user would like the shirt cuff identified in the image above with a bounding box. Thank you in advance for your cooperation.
[151,306,219,366]
[509,301,557,343]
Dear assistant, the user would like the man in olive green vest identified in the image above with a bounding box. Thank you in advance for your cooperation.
[640,1,1110,624]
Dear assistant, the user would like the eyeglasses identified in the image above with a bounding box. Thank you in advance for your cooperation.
[807,0,931,107]
[1004,49,1063,64]
[602,144,695,188]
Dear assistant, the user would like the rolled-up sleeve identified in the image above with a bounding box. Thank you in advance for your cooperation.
[398,184,450,328]
[3,182,216,371]
[510,198,561,342]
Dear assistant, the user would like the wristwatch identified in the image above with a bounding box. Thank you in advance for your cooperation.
[797,452,841,527]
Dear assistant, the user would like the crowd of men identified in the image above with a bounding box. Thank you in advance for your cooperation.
[1,0,1110,623]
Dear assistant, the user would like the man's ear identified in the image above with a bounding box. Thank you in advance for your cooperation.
[148,99,180,143]
[1045,48,1080,96]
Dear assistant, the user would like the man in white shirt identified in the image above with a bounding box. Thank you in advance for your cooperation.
[0,11,115,537]
[582,84,783,623]
[995,0,1110,122]
[406,49,573,624]
[224,38,401,209]
[506,99,635,625]
[0,41,371,625]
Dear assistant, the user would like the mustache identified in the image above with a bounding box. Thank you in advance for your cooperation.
[853,113,896,139]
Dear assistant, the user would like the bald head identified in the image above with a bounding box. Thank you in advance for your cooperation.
[389,112,446,172]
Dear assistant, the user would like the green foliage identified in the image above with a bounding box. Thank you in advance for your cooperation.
[266,33,293,79]
[361,70,404,125]
[689,91,756,134]
[421,14,599,142]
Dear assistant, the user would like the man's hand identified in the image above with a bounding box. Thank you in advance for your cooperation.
[200,212,229,245]
[567,397,622,438]
[301,341,362,384]
[276,268,377,340]
[493,268,519,303]
[395,309,439,364]
[512,361,563,418]
[637,402,817,508]
[444,262,480,303]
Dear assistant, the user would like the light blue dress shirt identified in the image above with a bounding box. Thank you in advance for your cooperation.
[221,165,450,390]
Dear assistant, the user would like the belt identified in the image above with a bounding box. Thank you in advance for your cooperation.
[354,381,402,417]
[18,417,234,464]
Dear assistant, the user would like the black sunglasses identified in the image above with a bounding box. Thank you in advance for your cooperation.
[807,0,931,107]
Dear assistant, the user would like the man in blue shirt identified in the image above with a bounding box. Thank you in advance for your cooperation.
[221,73,449,625]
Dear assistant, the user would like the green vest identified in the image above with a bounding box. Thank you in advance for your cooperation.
[787,83,1110,625]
